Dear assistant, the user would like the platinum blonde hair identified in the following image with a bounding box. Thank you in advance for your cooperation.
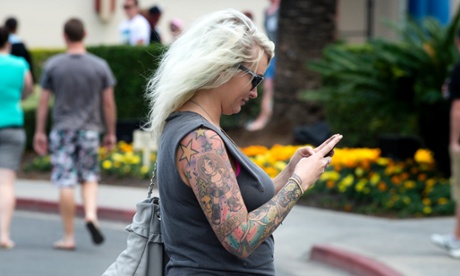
[145,9,275,145]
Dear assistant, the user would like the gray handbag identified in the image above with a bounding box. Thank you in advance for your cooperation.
[102,168,168,276]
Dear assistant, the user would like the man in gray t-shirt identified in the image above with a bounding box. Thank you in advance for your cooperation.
[33,18,117,250]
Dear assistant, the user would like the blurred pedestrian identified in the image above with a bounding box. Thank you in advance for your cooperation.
[431,29,460,259]
[4,17,35,82]
[246,0,280,131]
[169,17,183,43]
[0,26,33,249]
[119,0,150,45]
[146,5,162,44]
[33,18,117,250]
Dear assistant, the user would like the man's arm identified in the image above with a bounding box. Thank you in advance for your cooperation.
[33,89,51,155]
[102,87,117,151]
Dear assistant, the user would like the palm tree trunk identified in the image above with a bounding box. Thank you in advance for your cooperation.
[272,0,338,134]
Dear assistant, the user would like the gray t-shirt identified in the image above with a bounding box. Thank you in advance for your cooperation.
[158,112,276,275]
[40,53,116,132]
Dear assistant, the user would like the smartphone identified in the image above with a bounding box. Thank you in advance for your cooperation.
[323,136,338,157]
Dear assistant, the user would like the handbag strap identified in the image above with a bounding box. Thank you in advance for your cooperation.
[147,164,157,198]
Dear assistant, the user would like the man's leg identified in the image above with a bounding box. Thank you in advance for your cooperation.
[55,187,76,249]
[246,78,274,131]
[247,57,276,132]
[50,129,77,250]
[431,151,460,257]
[78,130,104,244]
[455,204,460,239]
[82,181,98,223]
[0,169,16,248]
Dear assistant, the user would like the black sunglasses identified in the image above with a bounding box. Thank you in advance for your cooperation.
[238,64,264,91]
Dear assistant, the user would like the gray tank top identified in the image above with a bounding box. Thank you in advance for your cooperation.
[157,111,276,275]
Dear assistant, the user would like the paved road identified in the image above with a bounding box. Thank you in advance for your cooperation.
[0,210,348,276]
[0,211,127,276]
[11,179,460,276]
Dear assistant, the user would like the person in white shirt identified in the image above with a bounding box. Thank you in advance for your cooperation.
[119,0,150,46]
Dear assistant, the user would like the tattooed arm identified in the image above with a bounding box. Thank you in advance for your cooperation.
[176,128,340,258]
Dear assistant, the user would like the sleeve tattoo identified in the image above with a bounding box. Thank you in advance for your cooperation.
[176,128,303,258]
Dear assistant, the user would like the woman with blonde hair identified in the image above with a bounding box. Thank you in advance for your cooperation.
[145,9,342,274]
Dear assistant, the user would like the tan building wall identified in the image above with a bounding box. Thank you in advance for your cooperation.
[0,0,268,48]
[338,0,405,43]
[1,0,458,48]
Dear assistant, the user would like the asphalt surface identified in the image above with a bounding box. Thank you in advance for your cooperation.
[3,179,460,276]
[0,210,347,276]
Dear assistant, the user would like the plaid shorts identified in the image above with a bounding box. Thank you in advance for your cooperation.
[49,129,100,187]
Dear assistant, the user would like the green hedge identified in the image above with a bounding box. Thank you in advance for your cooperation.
[24,45,260,148]
[32,45,165,121]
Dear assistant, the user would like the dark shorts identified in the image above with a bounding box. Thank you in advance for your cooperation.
[0,127,26,171]
[49,129,100,187]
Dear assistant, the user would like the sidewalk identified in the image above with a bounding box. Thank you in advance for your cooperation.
[15,178,460,276]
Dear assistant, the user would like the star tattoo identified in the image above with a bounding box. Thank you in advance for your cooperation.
[179,139,199,165]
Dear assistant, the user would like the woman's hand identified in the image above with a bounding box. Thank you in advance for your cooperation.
[292,134,342,191]
[287,134,341,173]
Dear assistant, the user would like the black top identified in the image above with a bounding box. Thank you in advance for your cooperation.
[10,42,34,81]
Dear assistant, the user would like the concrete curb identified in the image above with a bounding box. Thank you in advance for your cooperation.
[16,198,135,224]
[310,244,403,276]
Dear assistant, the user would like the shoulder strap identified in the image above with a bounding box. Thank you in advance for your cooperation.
[147,164,157,198]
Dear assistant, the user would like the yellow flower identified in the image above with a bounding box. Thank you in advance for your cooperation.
[140,165,149,174]
[355,179,367,192]
[320,171,341,181]
[370,174,380,186]
[119,141,133,153]
[437,198,449,205]
[269,144,298,162]
[404,180,416,189]
[422,198,431,206]
[340,174,354,187]
[426,178,436,187]
[354,167,365,177]
[415,149,434,164]
[264,167,278,178]
[423,206,432,214]
[131,155,141,164]
[241,145,269,157]
[112,153,124,162]
[403,196,411,205]
[274,161,287,172]
[102,160,112,169]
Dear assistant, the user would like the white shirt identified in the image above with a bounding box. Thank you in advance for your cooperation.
[119,14,150,46]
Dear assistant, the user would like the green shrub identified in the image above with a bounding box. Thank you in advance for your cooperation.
[304,9,460,148]
[25,45,260,148]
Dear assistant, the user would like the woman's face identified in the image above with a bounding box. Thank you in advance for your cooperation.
[219,55,269,115]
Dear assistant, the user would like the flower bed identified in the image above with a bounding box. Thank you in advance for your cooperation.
[24,142,454,217]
